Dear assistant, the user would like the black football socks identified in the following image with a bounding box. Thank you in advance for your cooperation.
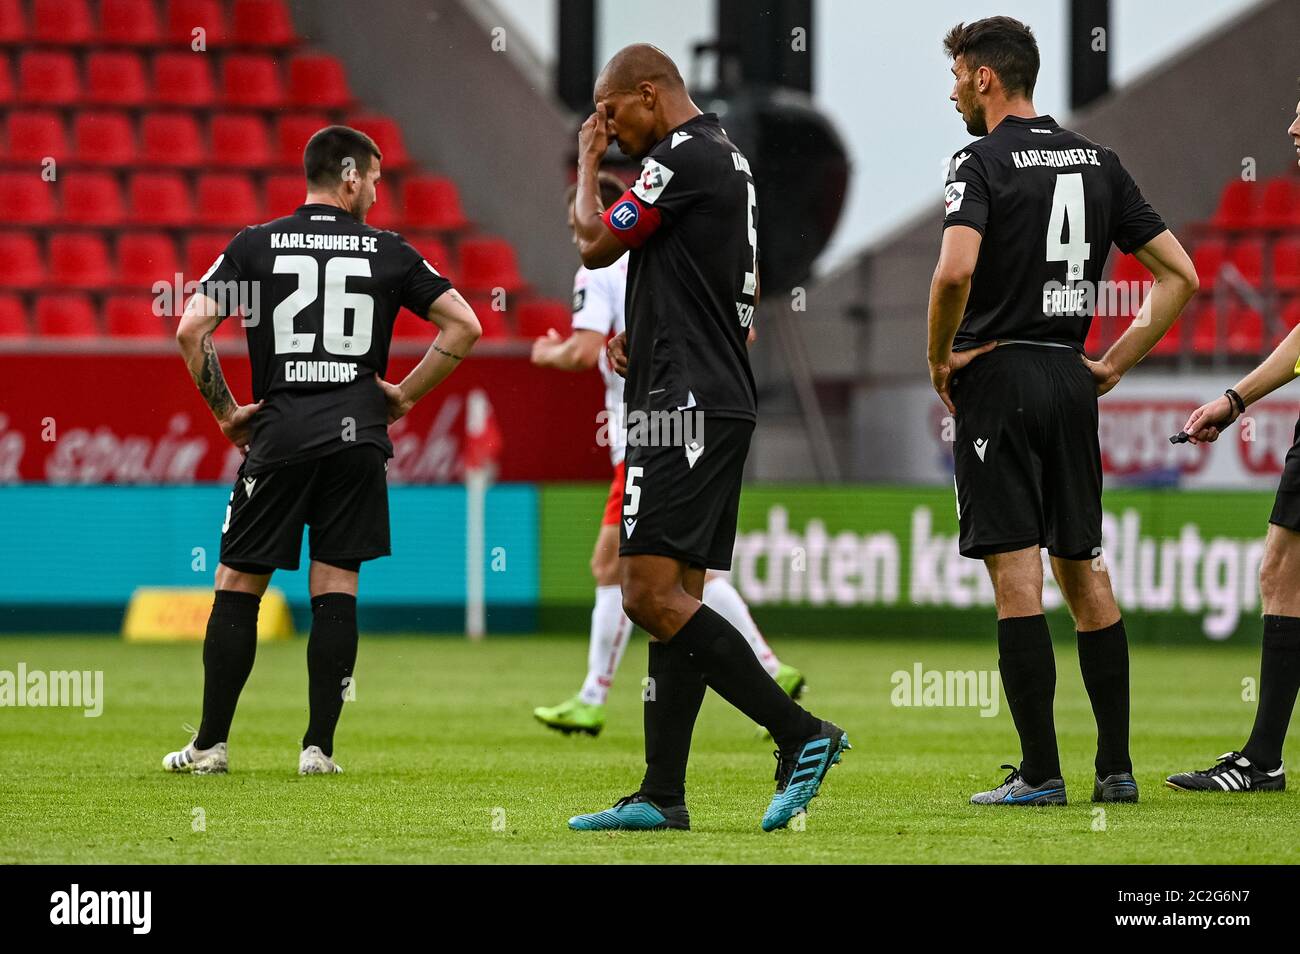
[195,589,261,750]
[669,604,820,749]
[639,638,707,806]
[303,593,359,758]
[1077,619,1133,777]
[997,614,1061,786]
[1241,615,1300,771]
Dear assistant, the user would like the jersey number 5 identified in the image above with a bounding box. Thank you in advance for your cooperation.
[1046,172,1091,281]
[272,255,375,356]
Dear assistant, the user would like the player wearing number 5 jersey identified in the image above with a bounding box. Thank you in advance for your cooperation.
[163,125,481,777]
[565,44,847,834]
[927,18,1198,807]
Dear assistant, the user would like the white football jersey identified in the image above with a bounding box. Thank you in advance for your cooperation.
[570,253,628,465]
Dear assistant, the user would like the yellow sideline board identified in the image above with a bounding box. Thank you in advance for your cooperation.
[122,588,295,642]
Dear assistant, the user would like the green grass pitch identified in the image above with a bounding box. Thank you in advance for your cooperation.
[1,633,1296,864]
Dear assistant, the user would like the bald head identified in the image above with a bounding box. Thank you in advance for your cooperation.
[595,43,685,98]
[591,44,699,160]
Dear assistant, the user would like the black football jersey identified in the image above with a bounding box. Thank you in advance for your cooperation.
[942,114,1166,351]
[200,203,452,472]
[601,113,758,421]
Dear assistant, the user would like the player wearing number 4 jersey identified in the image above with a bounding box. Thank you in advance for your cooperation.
[530,175,805,738]
[927,18,1197,807]
[163,125,481,777]
[565,44,846,834]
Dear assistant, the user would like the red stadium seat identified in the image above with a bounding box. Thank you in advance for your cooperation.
[140,112,204,167]
[60,171,126,225]
[346,113,411,169]
[408,234,455,282]
[73,111,135,166]
[129,172,193,225]
[49,233,114,289]
[86,51,149,106]
[264,174,304,216]
[1210,179,1259,231]
[1273,237,1300,293]
[0,173,56,224]
[117,233,181,289]
[1227,238,1264,287]
[274,113,328,168]
[0,232,45,288]
[35,294,98,337]
[288,54,351,108]
[458,237,525,293]
[221,53,283,107]
[0,294,28,337]
[196,172,263,226]
[232,0,297,46]
[1191,239,1228,293]
[165,0,227,46]
[1253,176,1300,230]
[32,0,94,44]
[99,0,162,45]
[154,52,215,106]
[1281,298,1300,340]
[517,299,571,337]
[402,175,469,230]
[1193,304,1265,356]
[210,113,271,168]
[18,51,80,105]
[106,294,170,337]
[7,110,68,164]
[0,53,12,105]
[465,294,512,339]
[185,233,232,282]
[0,0,27,44]
[391,312,435,339]
[364,190,403,230]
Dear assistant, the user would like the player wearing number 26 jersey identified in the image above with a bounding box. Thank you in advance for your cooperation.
[163,125,480,778]
[931,18,1196,810]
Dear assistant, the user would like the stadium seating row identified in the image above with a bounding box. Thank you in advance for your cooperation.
[0,168,468,229]
[0,0,298,48]
[0,291,571,341]
[0,51,350,109]
[0,229,528,295]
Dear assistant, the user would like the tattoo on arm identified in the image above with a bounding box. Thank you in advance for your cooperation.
[194,333,235,419]
[432,341,464,360]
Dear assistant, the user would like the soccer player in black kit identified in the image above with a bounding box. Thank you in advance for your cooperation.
[566,44,847,832]
[927,18,1198,806]
[162,126,481,775]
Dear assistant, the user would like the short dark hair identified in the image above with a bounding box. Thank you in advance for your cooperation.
[565,172,629,209]
[303,125,382,188]
[944,16,1040,99]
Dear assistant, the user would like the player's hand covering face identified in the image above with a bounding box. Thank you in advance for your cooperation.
[579,104,611,167]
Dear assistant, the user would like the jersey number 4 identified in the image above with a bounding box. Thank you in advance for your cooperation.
[1046,172,1092,281]
[272,255,375,356]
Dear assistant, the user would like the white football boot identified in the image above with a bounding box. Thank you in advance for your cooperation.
[299,745,343,775]
[163,726,228,775]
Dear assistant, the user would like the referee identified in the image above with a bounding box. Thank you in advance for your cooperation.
[928,18,1198,806]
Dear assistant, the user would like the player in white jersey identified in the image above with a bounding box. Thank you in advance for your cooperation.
[529,174,804,736]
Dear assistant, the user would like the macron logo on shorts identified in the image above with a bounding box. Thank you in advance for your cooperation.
[973,438,988,462]
[624,517,637,538]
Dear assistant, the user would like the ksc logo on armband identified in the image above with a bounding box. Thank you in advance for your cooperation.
[609,200,640,230]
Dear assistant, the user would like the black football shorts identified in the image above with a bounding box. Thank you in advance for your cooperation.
[219,444,391,572]
[951,343,1102,561]
[618,415,753,570]
[1268,415,1300,531]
